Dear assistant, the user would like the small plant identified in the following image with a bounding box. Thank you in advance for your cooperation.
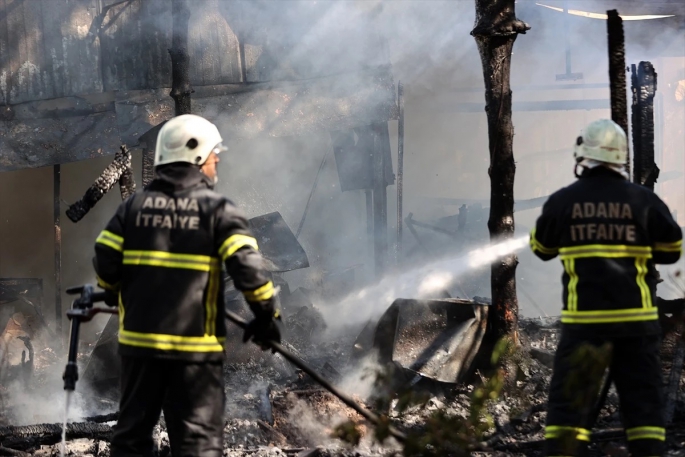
[332,337,517,456]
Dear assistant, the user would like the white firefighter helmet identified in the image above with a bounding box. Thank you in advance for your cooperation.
[154,114,225,167]
[573,119,627,165]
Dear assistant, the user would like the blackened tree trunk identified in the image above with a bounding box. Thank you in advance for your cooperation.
[607,10,630,177]
[630,62,658,189]
[169,0,193,116]
[471,0,529,340]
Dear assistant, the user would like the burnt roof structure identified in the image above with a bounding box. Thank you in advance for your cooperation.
[0,0,398,173]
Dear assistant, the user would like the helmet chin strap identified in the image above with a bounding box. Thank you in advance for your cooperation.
[198,167,219,186]
[574,163,583,178]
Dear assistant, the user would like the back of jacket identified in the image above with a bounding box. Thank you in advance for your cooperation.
[93,164,274,361]
[530,167,682,336]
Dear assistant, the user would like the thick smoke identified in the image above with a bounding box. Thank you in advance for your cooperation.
[0,0,683,428]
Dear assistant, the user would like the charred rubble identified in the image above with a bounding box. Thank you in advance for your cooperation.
[2,287,685,456]
[1,205,685,456]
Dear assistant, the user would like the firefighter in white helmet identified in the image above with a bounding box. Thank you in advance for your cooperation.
[93,114,281,457]
[531,119,682,457]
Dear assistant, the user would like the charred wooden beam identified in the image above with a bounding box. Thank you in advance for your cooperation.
[0,446,29,457]
[169,0,193,116]
[471,0,530,339]
[142,149,155,186]
[0,422,112,450]
[607,10,630,177]
[66,145,131,223]
[631,62,659,189]
[118,146,136,200]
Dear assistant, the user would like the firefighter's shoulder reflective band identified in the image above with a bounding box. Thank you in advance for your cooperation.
[561,307,658,324]
[545,426,591,442]
[626,426,665,441]
[530,229,559,255]
[96,274,119,292]
[654,239,682,252]
[96,230,124,252]
[123,250,219,271]
[119,329,225,352]
[559,244,652,259]
[243,281,275,302]
[219,234,259,261]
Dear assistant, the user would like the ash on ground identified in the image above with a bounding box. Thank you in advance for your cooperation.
[3,316,685,457]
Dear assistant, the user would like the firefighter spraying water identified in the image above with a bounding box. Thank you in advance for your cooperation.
[530,119,683,457]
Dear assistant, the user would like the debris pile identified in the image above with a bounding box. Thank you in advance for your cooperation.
[1,314,683,456]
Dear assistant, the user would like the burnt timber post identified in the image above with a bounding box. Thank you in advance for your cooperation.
[471,0,529,340]
[170,0,193,116]
[607,10,630,178]
[53,165,62,337]
[630,62,658,190]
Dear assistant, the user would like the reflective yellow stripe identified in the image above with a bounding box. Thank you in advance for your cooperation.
[653,240,682,252]
[219,234,259,261]
[560,244,652,259]
[243,281,274,302]
[635,257,653,308]
[561,307,658,324]
[96,230,124,252]
[545,426,591,442]
[118,293,125,331]
[530,229,559,255]
[96,274,119,292]
[563,258,578,312]
[626,426,665,441]
[204,263,220,336]
[119,329,225,352]
[123,250,219,272]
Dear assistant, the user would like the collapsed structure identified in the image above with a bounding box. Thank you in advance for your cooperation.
[0,0,684,456]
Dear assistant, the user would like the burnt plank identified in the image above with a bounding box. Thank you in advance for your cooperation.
[0,0,12,105]
[5,0,26,104]
[187,3,206,86]
[119,0,140,90]
[59,1,85,96]
[215,10,240,84]
[40,0,72,98]
[145,1,171,89]
[20,0,46,101]
[101,0,139,90]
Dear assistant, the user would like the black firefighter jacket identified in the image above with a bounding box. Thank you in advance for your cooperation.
[93,164,275,361]
[530,166,683,337]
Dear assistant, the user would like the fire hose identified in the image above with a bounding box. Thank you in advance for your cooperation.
[62,285,407,443]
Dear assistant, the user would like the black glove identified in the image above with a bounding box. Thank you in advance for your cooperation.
[242,316,282,350]
[104,290,119,308]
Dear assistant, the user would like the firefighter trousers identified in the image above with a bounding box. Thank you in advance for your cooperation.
[545,331,665,457]
[110,356,225,457]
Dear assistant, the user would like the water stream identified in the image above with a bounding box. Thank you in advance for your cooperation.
[321,235,531,326]
[60,390,72,457]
